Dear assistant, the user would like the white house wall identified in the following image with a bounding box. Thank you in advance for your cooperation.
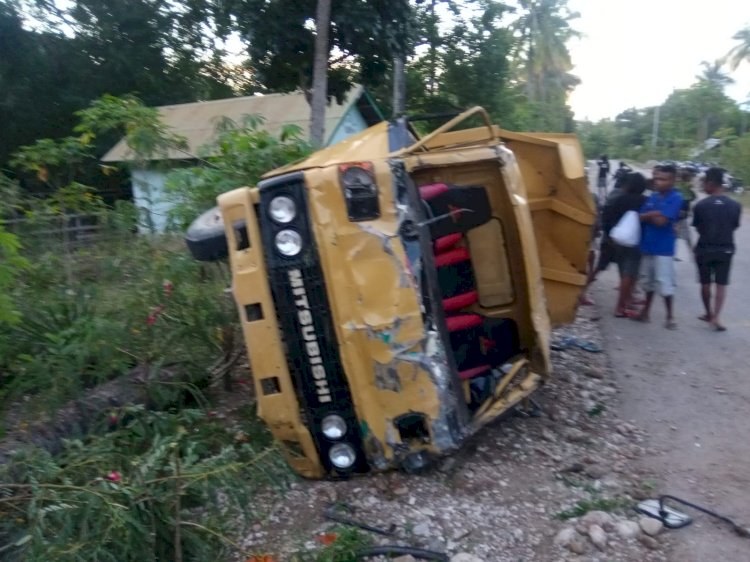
[328,108,367,145]
[131,169,170,233]
[131,108,369,234]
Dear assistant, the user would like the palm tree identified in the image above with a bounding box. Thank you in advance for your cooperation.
[725,27,750,70]
[696,60,734,89]
[512,0,580,103]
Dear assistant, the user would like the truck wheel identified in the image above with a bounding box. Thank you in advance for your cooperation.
[185,206,229,261]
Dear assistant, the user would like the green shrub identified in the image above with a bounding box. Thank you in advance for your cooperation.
[0,228,236,414]
[163,115,312,230]
[0,406,291,562]
[0,222,28,325]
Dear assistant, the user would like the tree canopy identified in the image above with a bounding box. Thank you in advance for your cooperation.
[8,0,750,190]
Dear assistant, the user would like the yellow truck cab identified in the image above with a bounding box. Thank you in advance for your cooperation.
[187,107,596,478]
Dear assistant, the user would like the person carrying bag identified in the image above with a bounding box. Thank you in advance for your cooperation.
[610,210,641,247]
[600,172,647,317]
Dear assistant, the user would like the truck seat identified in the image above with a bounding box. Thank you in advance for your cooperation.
[446,313,520,379]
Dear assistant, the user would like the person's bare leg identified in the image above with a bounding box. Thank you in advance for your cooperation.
[664,296,676,328]
[700,284,712,321]
[637,291,654,321]
[712,284,727,330]
[615,276,635,315]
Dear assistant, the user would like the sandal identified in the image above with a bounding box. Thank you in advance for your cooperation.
[665,320,678,330]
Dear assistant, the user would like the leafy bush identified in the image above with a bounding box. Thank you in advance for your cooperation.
[292,527,372,562]
[720,132,750,183]
[163,115,312,229]
[0,406,292,561]
[0,177,28,325]
[0,233,236,413]
[0,222,28,325]
[0,94,311,560]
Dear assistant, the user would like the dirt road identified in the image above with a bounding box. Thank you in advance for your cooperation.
[590,207,750,561]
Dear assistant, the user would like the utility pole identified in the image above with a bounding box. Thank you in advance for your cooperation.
[651,105,660,149]
[310,0,332,147]
[392,55,406,118]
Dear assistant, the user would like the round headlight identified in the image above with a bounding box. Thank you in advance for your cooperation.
[269,196,296,224]
[329,443,357,469]
[321,414,347,440]
[275,229,302,257]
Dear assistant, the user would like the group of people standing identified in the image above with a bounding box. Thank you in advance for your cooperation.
[587,159,741,332]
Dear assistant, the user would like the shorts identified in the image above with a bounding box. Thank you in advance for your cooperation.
[596,238,615,272]
[614,244,641,278]
[695,251,733,285]
[640,254,676,296]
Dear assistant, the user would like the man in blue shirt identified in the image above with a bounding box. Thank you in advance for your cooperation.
[635,164,683,328]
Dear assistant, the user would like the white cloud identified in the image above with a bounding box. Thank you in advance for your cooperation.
[567,0,750,121]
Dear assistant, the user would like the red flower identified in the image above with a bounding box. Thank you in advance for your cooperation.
[315,533,338,545]
[146,304,166,326]
[163,280,174,298]
[106,471,122,482]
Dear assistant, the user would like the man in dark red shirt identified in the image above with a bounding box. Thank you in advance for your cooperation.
[692,167,742,331]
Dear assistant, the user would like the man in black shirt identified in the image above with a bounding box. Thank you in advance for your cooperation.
[692,167,742,331]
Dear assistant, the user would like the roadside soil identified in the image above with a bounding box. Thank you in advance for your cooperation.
[589,209,750,562]
[239,307,673,562]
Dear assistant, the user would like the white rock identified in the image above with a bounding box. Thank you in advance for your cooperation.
[584,463,610,480]
[412,522,431,537]
[451,528,471,541]
[554,527,578,546]
[639,534,661,550]
[615,519,641,539]
[451,554,485,562]
[393,556,417,562]
[639,516,664,536]
[581,510,615,529]
[588,524,608,550]
[565,428,588,443]
[568,539,588,554]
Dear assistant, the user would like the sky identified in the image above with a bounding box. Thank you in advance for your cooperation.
[566,0,750,121]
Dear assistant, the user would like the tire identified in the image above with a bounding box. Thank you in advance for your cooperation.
[185,206,229,261]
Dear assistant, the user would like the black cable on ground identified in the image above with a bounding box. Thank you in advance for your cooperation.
[324,503,450,559]
[659,495,750,537]
[356,545,449,561]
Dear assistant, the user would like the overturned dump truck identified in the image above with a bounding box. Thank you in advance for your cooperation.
[186,107,596,478]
